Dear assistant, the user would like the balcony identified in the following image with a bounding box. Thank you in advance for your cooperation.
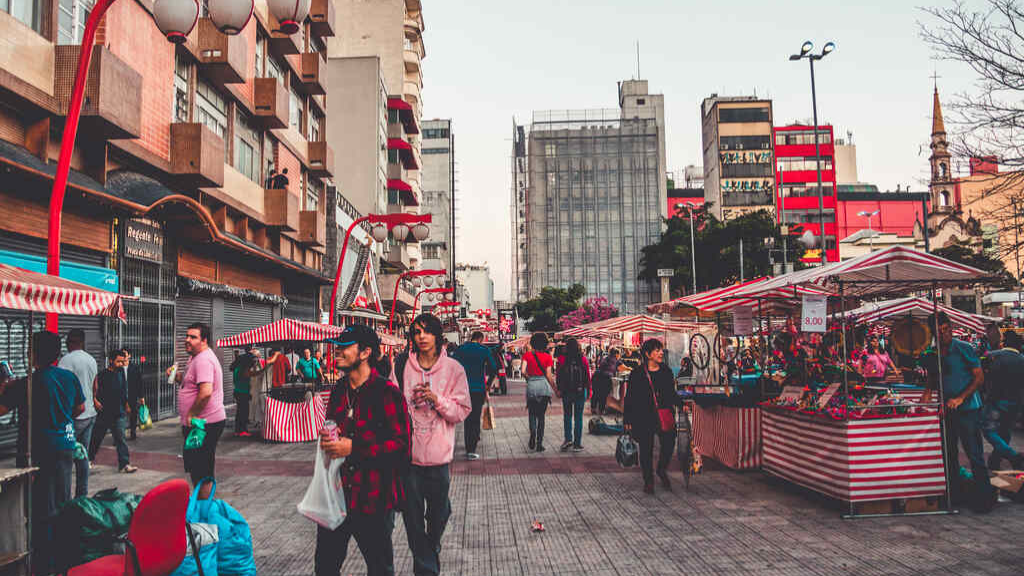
[297,52,326,95]
[309,0,336,37]
[267,18,301,57]
[264,188,299,231]
[297,209,326,246]
[252,78,289,129]
[403,80,421,106]
[307,140,334,177]
[404,48,421,73]
[384,242,411,270]
[183,18,247,85]
[170,123,224,188]
[54,45,142,140]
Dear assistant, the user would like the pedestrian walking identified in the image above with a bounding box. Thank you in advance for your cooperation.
[317,325,411,576]
[57,328,97,497]
[453,331,496,460]
[624,338,681,494]
[392,313,470,576]
[523,333,556,452]
[556,338,591,452]
[230,348,257,437]
[122,348,143,440]
[981,330,1024,471]
[922,312,995,512]
[88,349,138,473]
[170,322,225,498]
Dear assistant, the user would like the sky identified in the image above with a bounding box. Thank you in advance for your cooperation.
[419,0,979,301]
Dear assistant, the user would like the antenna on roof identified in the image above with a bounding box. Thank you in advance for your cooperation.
[635,40,641,80]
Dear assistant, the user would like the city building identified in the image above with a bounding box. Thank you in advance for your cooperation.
[457,263,495,314]
[420,119,454,275]
[667,187,704,219]
[774,123,838,262]
[834,131,859,185]
[835,184,929,243]
[701,96,775,220]
[0,4,337,420]
[513,79,667,313]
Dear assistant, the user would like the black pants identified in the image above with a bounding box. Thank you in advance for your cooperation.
[637,428,676,486]
[315,510,396,576]
[234,393,251,433]
[181,420,226,485]
[465,391,486,453]
[402,464,451,576]
[591,373,611,414]
[127,399,138,439]
[527,397,550,446]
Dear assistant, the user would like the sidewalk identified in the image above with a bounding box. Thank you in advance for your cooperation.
[26,379,1024,575]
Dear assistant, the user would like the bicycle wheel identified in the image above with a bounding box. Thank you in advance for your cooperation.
[715,330,739,364]
[676,409,693,489]
[690,333,711,370]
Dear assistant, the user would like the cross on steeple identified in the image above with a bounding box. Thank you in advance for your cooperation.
[931,71,942,89]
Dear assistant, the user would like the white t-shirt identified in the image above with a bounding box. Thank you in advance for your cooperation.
[285,352,300,375]
[59,349,98,420]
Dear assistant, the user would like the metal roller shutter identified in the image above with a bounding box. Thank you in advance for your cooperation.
[174,295,213,419]
[219,301,274,402]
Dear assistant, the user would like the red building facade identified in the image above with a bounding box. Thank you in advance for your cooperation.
[774,124,838,262]
[835,186,929,242]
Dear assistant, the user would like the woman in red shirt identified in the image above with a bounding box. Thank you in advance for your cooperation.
[523,333,557,452]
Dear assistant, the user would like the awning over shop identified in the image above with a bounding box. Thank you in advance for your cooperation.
[0,262,126,319]
[838,297,997,334]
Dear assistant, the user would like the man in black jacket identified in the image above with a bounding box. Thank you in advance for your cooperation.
[122,348,143,440]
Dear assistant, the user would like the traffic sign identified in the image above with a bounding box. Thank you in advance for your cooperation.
[657,268,674,278]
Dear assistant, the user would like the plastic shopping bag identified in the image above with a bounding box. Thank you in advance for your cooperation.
[170,522,219,576]
[186,479,256,576]
[297,444,347,530]
[185,418,207,450]
[138,401,153,431]
[615,434,639,468]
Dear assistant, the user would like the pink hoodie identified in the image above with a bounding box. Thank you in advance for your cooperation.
[391,349,472,466]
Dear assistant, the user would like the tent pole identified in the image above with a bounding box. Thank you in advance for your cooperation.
[838,282,854,518]
[931,282,955,514]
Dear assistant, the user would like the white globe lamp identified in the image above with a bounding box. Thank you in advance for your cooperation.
[391,223,410,241]
[370,224,388,243]
[411,223,430,241]
[268,0,311,35]
[208,0,254,34]
[154,0,200,43]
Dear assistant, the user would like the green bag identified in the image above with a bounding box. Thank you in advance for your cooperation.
[73,441,88,461]
[185,417,207,450]
[138,402,153,431]
[54,488,142,569]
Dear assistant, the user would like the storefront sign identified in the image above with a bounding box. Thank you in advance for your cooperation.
[124,218,164,263]
[732,306,753,336]
[801,295,827,333]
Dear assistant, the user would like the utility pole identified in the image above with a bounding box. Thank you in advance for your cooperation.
[1015,198,1021,327]
[739,237,745,282]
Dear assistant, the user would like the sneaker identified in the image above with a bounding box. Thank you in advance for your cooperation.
[528,434,536,450]
[560,441,573,452]
[120,465,138,474]
[466,453,481,460]
[572,444,584,452]
[536,444,545,453]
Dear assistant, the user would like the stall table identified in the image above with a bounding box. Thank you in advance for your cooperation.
[691,404,762,470]
[261,388,332,443]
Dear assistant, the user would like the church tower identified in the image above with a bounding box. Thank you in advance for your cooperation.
[929,85,956,217]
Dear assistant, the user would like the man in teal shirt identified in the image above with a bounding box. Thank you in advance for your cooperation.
[454,332,497,460]
[296,348,324,383]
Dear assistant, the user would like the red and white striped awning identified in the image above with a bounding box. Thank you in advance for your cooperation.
[0,262,126,320]
[218,318,346,347]
[647,277,820,315]
[558,314,710,336]
[839,296,995,334]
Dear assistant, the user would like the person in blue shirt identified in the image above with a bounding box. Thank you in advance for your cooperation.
[922,312,994,512]
[980,330,1024,471]
[453,331,497,460]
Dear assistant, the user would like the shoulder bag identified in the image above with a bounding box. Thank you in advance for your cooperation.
[525,352,553,400]
[646,368,675,433]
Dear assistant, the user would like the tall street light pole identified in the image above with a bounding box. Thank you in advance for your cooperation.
[790,40,835,266]
[388,269,446,333]
[675,202,698,294]
[857,210,879,250]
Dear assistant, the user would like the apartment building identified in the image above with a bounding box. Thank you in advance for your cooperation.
[420,119,454,275]
[0,2,335,419]
[701,96,775,220]
[774,124,838,262]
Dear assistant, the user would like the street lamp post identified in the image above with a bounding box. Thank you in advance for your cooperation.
[389,268,446,333]
[857,209,880,250]
[790,40,835,267]
[329,213,430,329]
[675,202,698,294]
[44,0,308,332]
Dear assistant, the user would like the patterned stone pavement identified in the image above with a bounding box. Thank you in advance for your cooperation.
[10,378,1024,575]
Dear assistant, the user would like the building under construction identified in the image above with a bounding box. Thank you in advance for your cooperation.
[511,80,667,313]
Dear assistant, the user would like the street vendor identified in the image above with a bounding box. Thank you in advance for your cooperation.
[920,312,995,512]
[859,335,897,385]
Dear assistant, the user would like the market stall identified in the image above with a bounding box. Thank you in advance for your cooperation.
[736,246,991,516]
[0,263,128,574]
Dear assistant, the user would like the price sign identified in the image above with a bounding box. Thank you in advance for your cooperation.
[732,306,753,336]
[778,385,804,402]
[801,294,827,333]
[816,382,841,409]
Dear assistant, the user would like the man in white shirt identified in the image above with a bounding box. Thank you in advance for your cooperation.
[57,328,98,497]
[285,347,300,380]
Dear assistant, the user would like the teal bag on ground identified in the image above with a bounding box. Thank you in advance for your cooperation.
[186,478,257,576]
[185,418,207,450]
[54,488,142,569]
[170,522,219,576]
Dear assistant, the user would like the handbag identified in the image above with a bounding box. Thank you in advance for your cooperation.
[481,403,495,430]
[615,434,639,468]
[645,369,675,433]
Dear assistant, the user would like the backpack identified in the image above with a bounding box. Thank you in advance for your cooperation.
[393,352,409,392]
[557,357,587,396]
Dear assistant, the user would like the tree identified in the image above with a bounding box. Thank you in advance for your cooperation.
[638,205,804,296]
[516,284,585,332]
[557,296,619,330]
[933,243,1017,288]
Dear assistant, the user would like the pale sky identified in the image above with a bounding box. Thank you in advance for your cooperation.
[420,0,977,301]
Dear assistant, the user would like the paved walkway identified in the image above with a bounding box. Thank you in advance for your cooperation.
[13,379,1024,575]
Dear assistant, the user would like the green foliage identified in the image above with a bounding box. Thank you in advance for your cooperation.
[639,205,805,296]
[933,244,1016,289]
[515,284,586,332]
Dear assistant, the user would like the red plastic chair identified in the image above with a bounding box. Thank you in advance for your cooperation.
[67,479,190,576]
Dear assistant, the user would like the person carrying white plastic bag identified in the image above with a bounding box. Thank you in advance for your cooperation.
[297,421,347,530]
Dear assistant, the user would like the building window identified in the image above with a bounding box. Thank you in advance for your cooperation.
[289,89,304,135]
[173,55,190,123]
[57,0,94,44]
[307,178,321,212]
[263,134,276,186]
[423,148,449,155]
[4,0,41,32]
[719,107,770,123]
[422,244,441,260]
[267,56,284,85]
[195,78,227,138]
[310,110,323,142]
[254,34,265,78]
[423,128,450,140]
[545,143,557,157]
[775,130,832,146]
[720,135,771,151]
[777,157,834,172]
[636,98,645,105]
[939,190,950,207]
[234,110,259,182]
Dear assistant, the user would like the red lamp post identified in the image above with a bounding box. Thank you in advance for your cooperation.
[329,213,432,328]
[45,0,307,331]
[412,287,454,317]
[388,268,446,333]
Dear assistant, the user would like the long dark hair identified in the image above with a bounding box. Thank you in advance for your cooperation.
[408,313,445,355]
[564,337,583,362]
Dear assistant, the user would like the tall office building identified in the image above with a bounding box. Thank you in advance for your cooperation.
[514,80,667,313]
[701,96,776,220]
[420,119,454,275]
[774,124,838,262]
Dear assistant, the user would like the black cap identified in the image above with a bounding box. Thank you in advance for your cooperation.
[336,324,380,349]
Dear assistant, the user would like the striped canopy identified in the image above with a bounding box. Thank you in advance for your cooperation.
[647,277,822,315]
[557,314,708,337]
[839,297,996,334]
[732,246,990,298]
[218,318,404,348]
[0,262,126,320]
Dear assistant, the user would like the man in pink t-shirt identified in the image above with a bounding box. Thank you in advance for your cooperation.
[170,322,225,495]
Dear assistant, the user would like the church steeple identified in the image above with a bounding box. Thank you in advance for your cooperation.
[931,86,946,136]
[929,84,955,215]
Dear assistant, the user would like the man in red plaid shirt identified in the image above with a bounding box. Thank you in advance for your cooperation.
[317,325,411,576]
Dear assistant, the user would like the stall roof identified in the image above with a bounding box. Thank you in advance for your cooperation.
[837,297,997,333]
[0,262,126,319]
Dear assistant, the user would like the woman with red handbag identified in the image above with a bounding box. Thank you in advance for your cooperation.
[624,338,681,494]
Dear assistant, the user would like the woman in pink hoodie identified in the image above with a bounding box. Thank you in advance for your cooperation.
[390,313,471,576]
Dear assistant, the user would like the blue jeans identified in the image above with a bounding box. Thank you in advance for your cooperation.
[73,416,95,497]
[562,393,586,445]
[982,400,1021,463]
[945,408,991,488]
[89,413,131,469]
[32,449,73,574]
[402,464,452,576]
